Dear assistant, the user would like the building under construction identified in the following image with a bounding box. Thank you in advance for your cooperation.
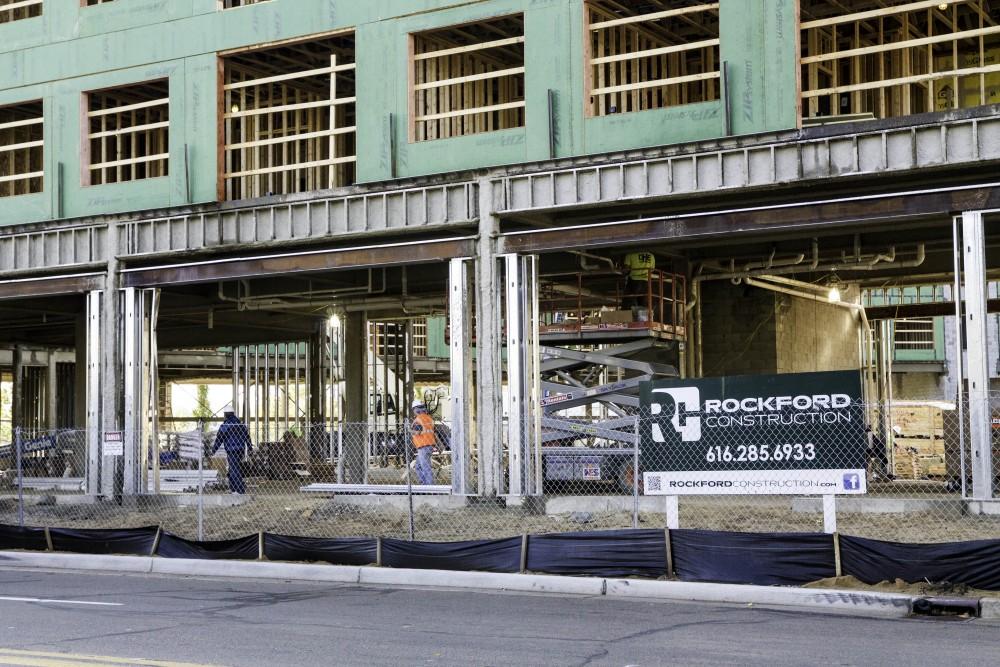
[1,0,999,507]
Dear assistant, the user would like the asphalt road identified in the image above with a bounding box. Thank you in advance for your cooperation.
[0,569,997,667]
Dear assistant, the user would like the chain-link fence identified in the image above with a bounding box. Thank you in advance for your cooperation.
[2,396,999,544]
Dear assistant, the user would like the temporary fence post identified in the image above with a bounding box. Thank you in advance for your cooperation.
[258,531,264,561]
[632,417,641,529]
[664,527,675,579]
[44,526,53,552]
[336,422,344,484]
[520,534,529,573]
[197,431,204,542]
[15,427,23,528]
[404,420,415,541]
[664,495,679,530]
[833,531,842,577]
[151,525,162,556]
[822,494,837,534]
[376,536,383,566]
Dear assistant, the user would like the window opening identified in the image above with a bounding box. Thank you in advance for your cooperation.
[0,100,43,198]
[84,80,169,186]
[585,1,720,116]
[0,0,41,24]
[222,33,356,200]
[801,0,1000,121]
[410,14,526,142]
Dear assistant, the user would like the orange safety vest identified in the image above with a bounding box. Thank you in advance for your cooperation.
[412,413,436,448]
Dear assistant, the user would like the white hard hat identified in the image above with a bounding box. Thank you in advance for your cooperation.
[412,399,425,409]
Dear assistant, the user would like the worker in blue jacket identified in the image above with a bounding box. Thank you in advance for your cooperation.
[212,411,252,494]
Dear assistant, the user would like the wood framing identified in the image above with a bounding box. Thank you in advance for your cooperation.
[0,0,41,23]
[221,33,356,201]
[0,100,43,198]
[220,0,271,9]
[409,14,526,142]
[584,1,721,117]
[801,0,1000,121]
[83,80,170,187]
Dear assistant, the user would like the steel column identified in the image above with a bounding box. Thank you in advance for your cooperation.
[449,258,474,495]
[962,211,993,500]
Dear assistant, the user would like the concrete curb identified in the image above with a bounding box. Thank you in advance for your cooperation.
[0,550,921,618]
[981,597,1000,620]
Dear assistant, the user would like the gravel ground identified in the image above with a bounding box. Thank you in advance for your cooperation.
[3,490,999,542]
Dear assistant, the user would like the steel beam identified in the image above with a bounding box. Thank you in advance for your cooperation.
[121,237,476,287]
[500,185,1000,254]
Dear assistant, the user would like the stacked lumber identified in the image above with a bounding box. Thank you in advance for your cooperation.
[890,403,947,479]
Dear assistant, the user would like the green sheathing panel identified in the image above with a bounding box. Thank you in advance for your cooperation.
[0,0,799,226]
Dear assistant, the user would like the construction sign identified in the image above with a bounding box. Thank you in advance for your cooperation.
[640,371,868,495]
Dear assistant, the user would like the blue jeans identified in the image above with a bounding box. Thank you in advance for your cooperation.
[415,446,434,485]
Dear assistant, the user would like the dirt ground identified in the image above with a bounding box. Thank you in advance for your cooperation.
[3,492,999,543]
[805,575,1000,600]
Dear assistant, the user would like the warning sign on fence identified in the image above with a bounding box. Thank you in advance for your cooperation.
[640,370,868,495]
[102,431,124,457]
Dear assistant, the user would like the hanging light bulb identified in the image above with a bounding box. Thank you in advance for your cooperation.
[938,3,949,10]
[827,274,842,303]
[231,102,241,114]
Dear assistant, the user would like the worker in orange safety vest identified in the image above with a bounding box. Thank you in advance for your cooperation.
[411,400,437,485]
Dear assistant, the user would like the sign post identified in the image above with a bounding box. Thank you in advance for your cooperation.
[641,371,869,526]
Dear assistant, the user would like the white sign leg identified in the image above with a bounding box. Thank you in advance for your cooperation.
[665,495,679,530]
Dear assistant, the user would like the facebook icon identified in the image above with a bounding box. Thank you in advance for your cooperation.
[843,473,861,491]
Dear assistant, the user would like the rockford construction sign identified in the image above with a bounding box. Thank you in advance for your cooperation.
[640,370,868,495]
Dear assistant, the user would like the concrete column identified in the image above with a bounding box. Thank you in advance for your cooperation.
[46,349,58,431]
[476,177,503,497]
[962,211,993,500]
[342,311,368,483]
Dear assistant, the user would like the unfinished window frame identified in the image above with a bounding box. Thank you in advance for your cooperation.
[218,0,272,9]
[220,31,357,202]
[801,0,1000,121]
[0,0,42,24]
[82,79,170,187]
[584,1,721,118]
[409,14,527,143]
[0,99,44,198]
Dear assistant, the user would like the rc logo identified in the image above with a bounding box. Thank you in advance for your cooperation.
[842,473,861,491]
[651,387,702,443]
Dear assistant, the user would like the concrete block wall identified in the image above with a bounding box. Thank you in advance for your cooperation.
[775,293,860,374]
[700,281,862,378]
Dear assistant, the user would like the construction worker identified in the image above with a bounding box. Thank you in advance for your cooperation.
[411,400,436,485]
[212,411,253,494]
[623,251,656,310]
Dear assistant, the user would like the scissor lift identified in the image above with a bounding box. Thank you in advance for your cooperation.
[536,269,685,491]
